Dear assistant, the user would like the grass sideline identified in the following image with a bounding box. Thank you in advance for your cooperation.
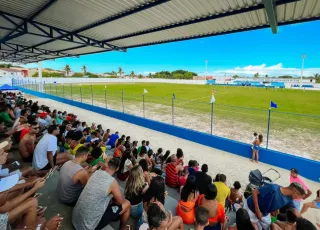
[37,82,320,160]
[44,83,320,115]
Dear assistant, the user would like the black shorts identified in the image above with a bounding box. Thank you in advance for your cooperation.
[22,154,33,163]
[95,203,123,230]
[40,153,57,171]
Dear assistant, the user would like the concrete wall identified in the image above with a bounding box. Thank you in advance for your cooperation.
[16,86,320,182]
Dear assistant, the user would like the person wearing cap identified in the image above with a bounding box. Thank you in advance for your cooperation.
[0,174,45,229]
[245,182,306,230]
[289,168,312,211]
[37,110,48,128]
[19,122,39,162]
[0,138,39,179]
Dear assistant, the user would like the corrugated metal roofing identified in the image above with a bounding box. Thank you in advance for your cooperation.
[0,0,319,64]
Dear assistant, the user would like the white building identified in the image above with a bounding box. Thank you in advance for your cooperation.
[0,68,24,78]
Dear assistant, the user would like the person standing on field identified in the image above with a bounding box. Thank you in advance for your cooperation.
[251,134,262,163]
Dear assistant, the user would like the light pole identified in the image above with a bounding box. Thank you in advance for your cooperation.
[300,54,306,88]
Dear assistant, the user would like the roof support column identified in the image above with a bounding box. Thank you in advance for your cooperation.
[38,62,43,92]
[263,0,278,34]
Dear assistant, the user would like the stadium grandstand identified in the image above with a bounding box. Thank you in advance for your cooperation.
[1,0,320,230]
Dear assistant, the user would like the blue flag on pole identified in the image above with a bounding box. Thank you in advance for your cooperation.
[270,101,278,108]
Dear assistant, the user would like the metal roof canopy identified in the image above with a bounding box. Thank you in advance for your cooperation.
[0,0,319,64]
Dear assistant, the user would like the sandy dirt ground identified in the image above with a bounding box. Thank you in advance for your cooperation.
[86,97,318,160]
[30,96,319,225]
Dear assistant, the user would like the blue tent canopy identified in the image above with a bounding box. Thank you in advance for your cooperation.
[0,84,19,91]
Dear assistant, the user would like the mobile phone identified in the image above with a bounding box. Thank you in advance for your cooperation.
[12,161,20,169]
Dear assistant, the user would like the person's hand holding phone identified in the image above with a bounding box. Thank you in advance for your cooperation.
[32,178,46,191]
[92,165,99,172]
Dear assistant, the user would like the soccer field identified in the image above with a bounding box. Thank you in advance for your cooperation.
[42,82,320,160]
[78,83,320,114]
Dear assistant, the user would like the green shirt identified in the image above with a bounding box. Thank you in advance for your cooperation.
[89,157,104,167]
[0,112,12,127]
[137,146,142,154]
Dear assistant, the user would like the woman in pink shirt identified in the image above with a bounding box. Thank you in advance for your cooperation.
[289,168,312,211]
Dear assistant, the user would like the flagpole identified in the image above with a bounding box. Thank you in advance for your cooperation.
[70,83,73,100]
[172,93,175,125]
[90,85,93,105]
[122,89,124,113]
[80,84,82,103]
[104,85,107,109]
[210,102,214,135]
[266,106,271,149]
[143,93,145,118]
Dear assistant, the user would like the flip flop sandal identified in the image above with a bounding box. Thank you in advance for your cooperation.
[37,206,47,216]
[33,193,42,199]
[45,166,58,179]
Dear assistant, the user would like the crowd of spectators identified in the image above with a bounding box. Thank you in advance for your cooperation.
[0,91,319,230]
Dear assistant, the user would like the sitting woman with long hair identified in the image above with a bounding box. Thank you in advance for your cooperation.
[124,165,148,219]
[228,208,257,230]
[117,149,134,181]
[139,159,151,184]
[114,138,125,158]
[198,184,226,230]
[176,175,199,224]
[137,176,166,229]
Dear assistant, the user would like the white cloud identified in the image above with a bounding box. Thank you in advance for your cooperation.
[212,63,320,77]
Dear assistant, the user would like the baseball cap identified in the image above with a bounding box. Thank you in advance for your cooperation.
[0,174,19,193]
[0,141,8,150]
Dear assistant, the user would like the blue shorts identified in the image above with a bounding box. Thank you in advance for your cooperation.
[253,145,260,151]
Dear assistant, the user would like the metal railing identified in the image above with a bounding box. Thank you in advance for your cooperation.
[13,79,320,161]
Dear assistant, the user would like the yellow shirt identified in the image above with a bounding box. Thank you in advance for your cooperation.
[70,143,84,155]
[213,181,230,207]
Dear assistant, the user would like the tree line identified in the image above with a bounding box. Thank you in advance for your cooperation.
[31,65,198,79]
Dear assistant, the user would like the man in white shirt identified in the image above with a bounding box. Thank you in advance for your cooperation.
[33,125,70,171]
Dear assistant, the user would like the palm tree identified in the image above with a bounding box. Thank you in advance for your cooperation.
[118,67,124,77]
[130,71,135,77]
[314,73,320,83]
[110,71,117,76]
[64,64,71,77]
[81,65,87,75]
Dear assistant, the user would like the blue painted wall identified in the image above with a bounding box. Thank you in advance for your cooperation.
[18,87,320,182]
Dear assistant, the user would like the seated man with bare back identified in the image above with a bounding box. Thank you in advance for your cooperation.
[19,122,39,162]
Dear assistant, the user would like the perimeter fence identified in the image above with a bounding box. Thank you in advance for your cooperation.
[13,79,320,161]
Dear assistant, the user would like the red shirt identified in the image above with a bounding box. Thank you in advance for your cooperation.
[178,176,187,187]
[20,128,29,141]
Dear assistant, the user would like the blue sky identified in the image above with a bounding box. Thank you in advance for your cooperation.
[26,20,320,76]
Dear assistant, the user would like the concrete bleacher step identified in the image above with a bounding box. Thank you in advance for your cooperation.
[38,171,194,230]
